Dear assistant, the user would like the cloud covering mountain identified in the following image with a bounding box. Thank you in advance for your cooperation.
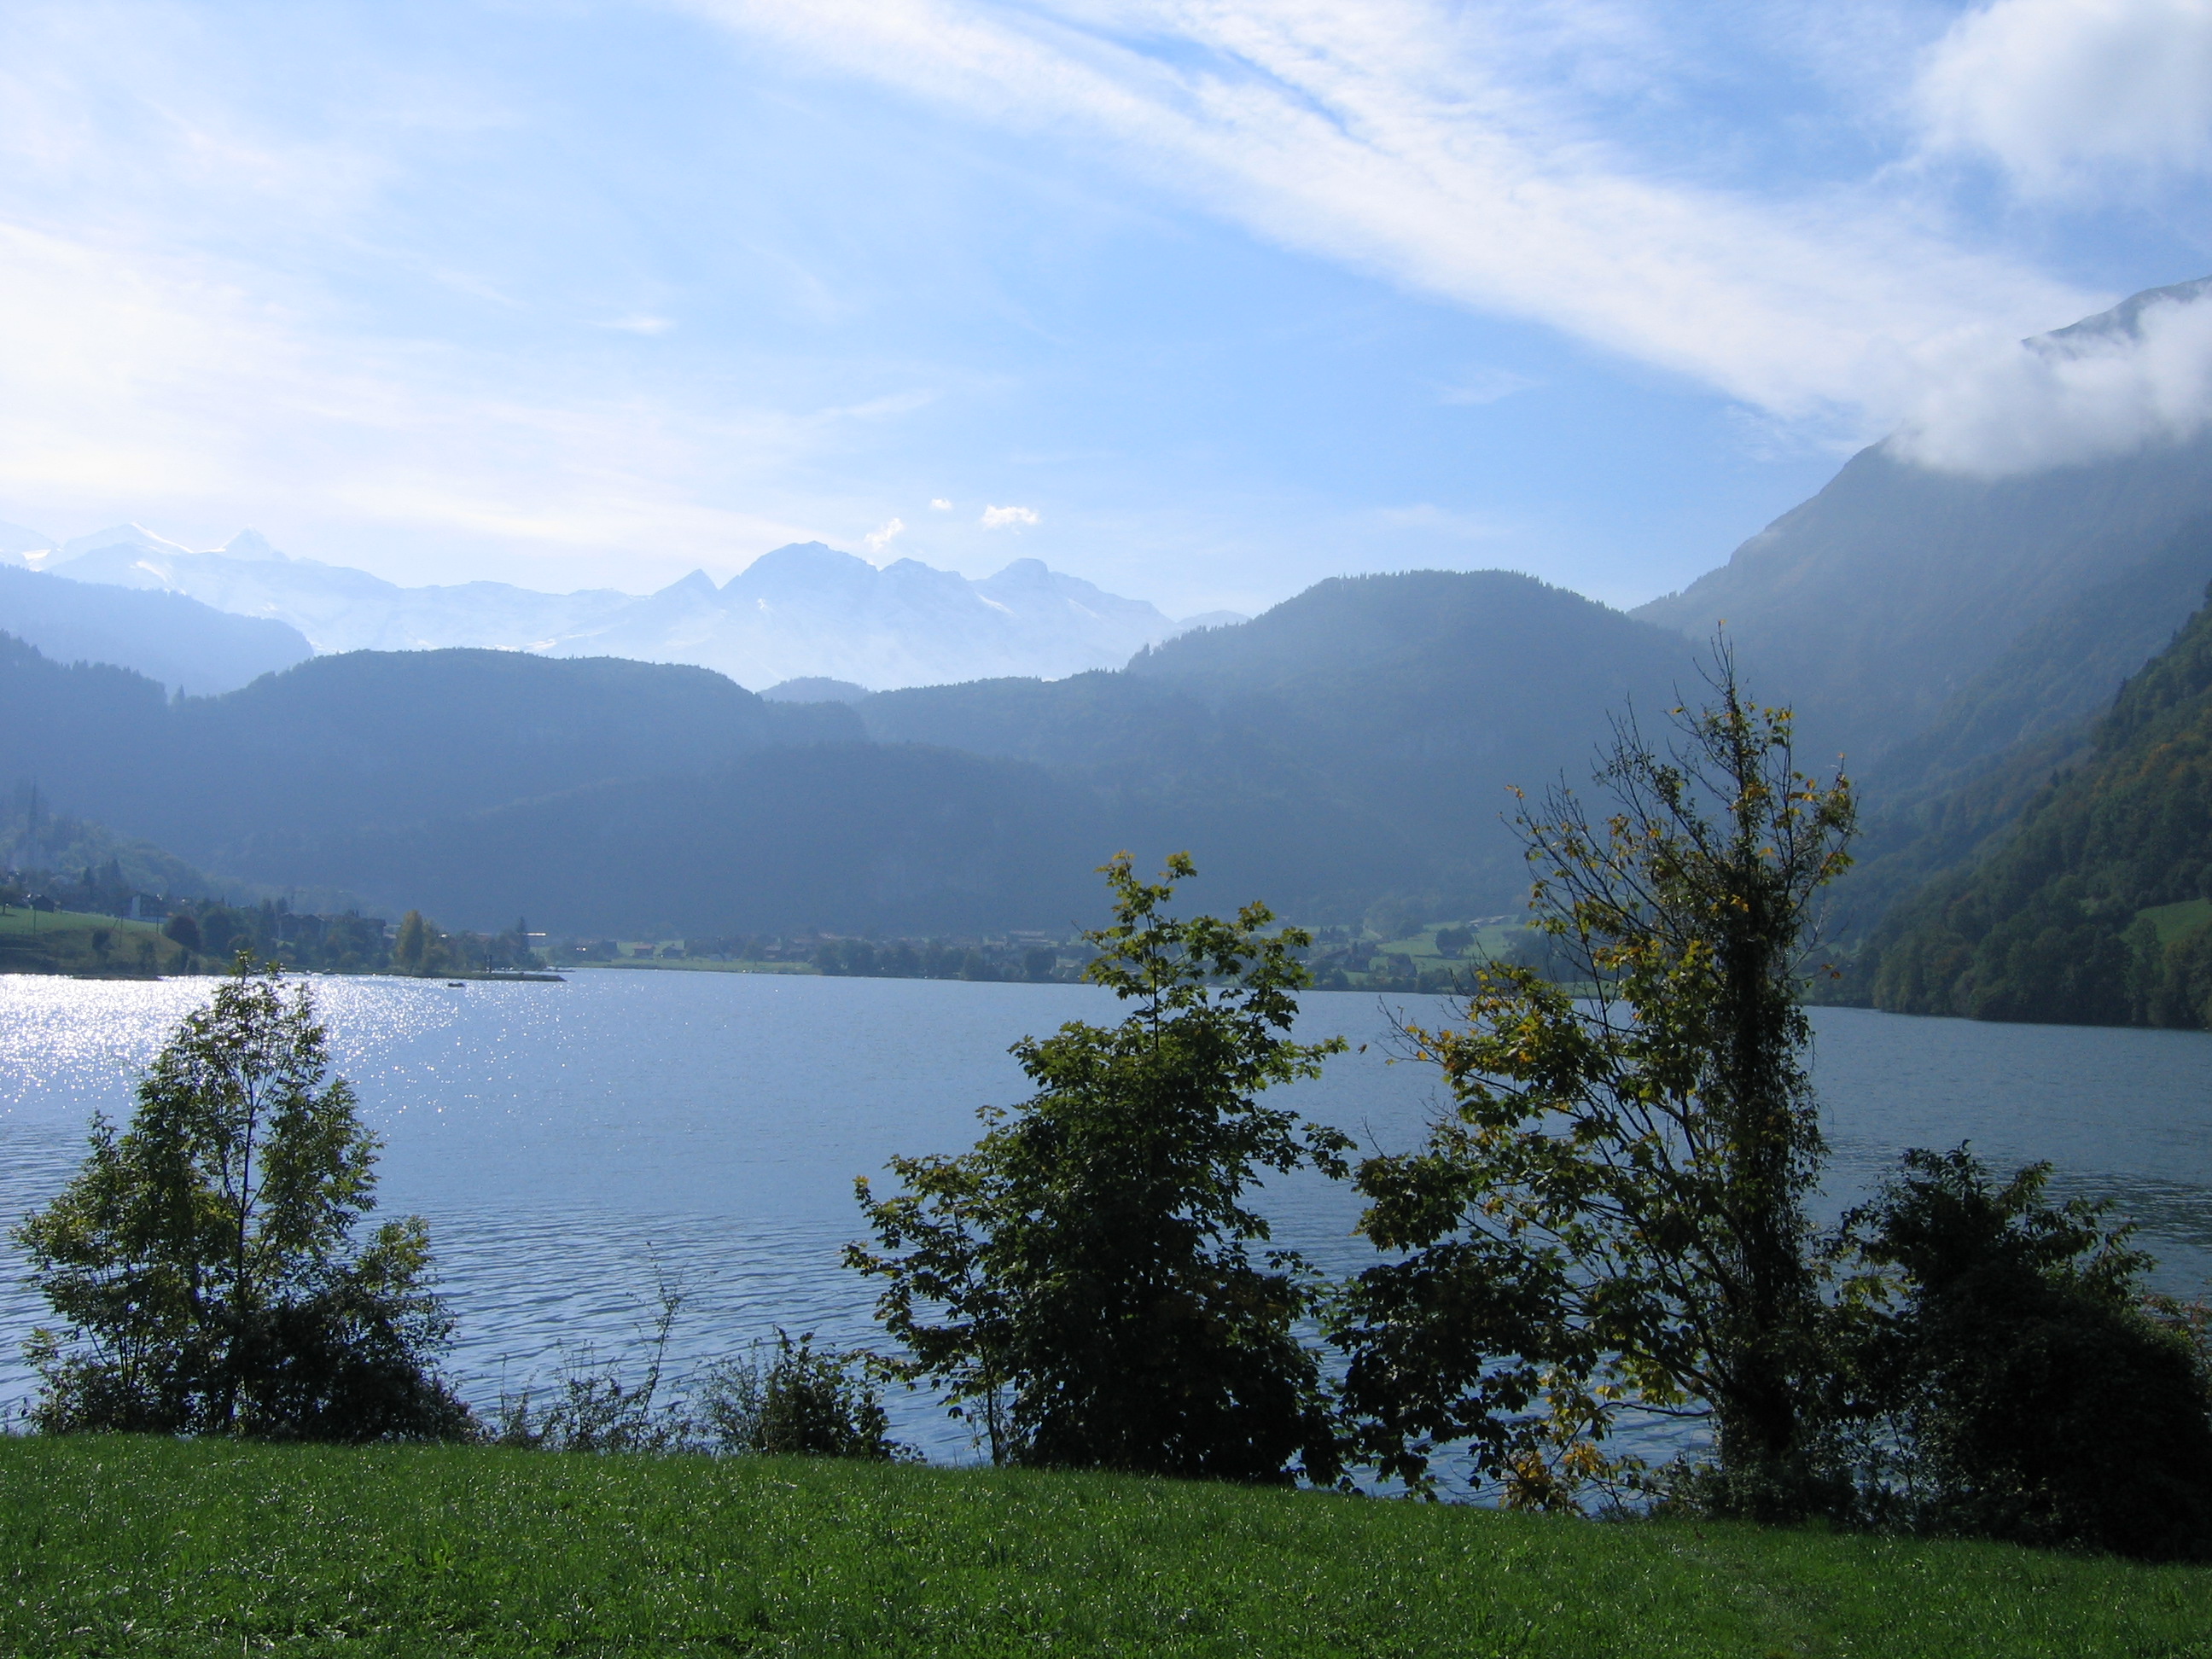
[44,527,1225,690]
[1895,276,2212,478]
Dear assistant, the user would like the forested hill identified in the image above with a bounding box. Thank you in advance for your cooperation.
[1814,516,2212,947]
[858,569,1697,905]
[1846,586,2212,1029]
[2,572,1703,934]
[0,639,857,860]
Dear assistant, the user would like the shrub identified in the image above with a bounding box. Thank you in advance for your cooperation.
[1838,1148,2212,1560]
[696,1333,900,1459]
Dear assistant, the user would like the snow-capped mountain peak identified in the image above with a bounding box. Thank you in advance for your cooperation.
[40,533,1240,690]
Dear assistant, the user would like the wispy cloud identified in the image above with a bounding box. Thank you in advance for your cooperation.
[679,0,2097,424]
[863,516,907,553]
[981,503,1039,527]
[1370,502,1511,539]
[0,216,826,572]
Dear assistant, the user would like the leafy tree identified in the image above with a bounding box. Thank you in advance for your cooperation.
[1336,651,1856,1514]
[1835,1147,2212,1560]
[849,853,1350,1482]
[15,952,470,1441]
[392,909,433,974]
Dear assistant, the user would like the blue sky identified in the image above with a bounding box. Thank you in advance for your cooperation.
[1,1,2208,616]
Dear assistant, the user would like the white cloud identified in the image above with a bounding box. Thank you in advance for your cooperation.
[981,503,1039,527]
[863,515,906,553]
[680,0,2094,423]
[928,497,953,510]
[1893,284,2212,475]
[1918,0,2212,195]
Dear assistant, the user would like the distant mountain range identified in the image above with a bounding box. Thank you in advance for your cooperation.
[6,276,2212,987]
[0,571,1692,934]
[3,524,1237,691]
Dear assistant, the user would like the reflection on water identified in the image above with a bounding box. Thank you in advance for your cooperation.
[2,972,2207,1467]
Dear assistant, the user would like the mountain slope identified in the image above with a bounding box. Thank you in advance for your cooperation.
[1847,587,2212,1028]
[1813,516,2212,946]
[1638,280,2212,768]
[50,529,637,655]
[253,743,1110,937]
[859,570,1704,917]
[0,567,311,693]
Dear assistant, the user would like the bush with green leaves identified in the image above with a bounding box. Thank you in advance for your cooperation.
[695,1332,901,1459]
[850,852,1349,1483]
[15,952,471,1442]
[1836,1146,2212,1561]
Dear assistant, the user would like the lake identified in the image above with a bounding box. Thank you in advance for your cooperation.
[2,969,2207,1469]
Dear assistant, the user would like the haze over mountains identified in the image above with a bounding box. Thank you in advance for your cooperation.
[0,565,311,696]
[5,276,2212,995]
[3,524,1234,692]
[0,573,1689,934]
[1638,282,2212,773]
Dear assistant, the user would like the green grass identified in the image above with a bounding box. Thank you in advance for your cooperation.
[0,905,178,975]
[0,1438,2205,1656]
[2139,897,2212,946]
[0,904,166,938]
[1368,923,1521,964]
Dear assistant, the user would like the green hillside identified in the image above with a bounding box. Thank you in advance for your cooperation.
[1848,586,2212,1028]
[0,903,183,975]
[3,1436,2204,1657]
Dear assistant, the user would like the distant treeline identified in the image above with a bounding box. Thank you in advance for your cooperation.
[577,926,1511,992]
[0,854,543,980]
[159,904,545,977]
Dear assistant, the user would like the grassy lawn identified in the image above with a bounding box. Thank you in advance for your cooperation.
[0,905,178,975]
[1366,923,1522,964]
[0,1438,2204,1656]
[2139,897,2212,946]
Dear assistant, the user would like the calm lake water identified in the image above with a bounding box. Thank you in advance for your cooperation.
[2,969,2207,1470]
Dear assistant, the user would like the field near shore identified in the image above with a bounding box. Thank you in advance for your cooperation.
[2,1437,2205,1657]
